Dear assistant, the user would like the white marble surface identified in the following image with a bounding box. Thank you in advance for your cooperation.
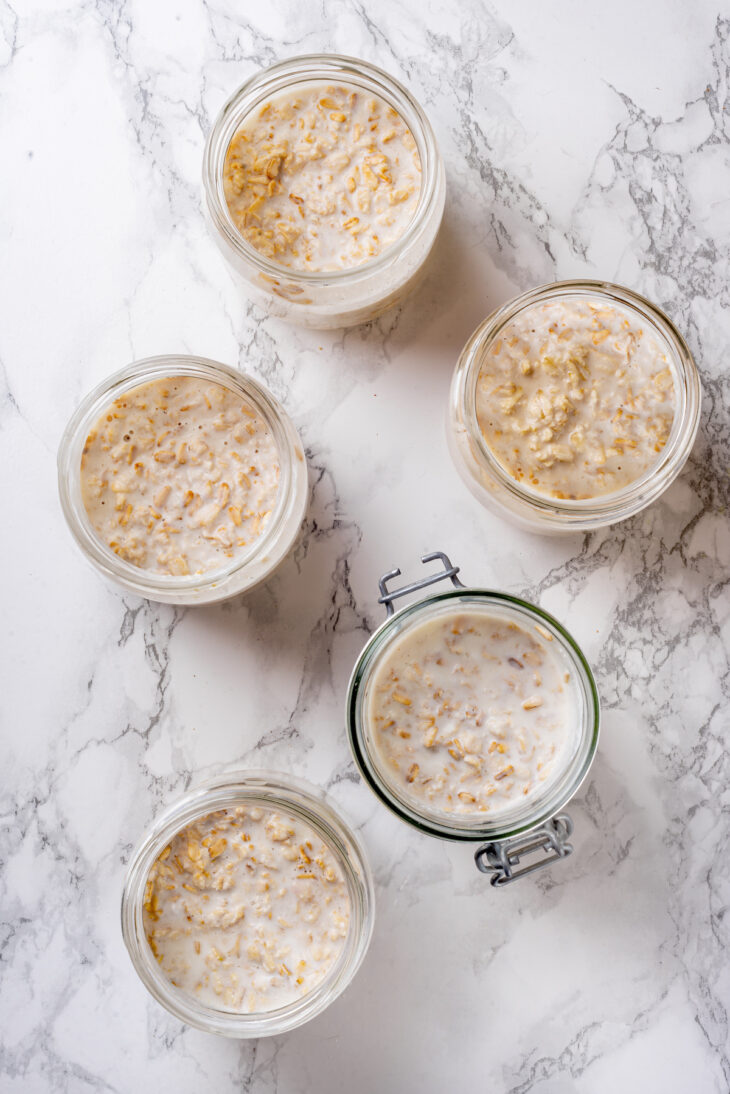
[2,1,729,1090]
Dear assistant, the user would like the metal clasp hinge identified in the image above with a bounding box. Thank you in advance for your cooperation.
[378,552,465,617]
[474,814,574,887]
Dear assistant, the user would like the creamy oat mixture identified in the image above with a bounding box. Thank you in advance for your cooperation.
[475,297,677,499]
[143,805,350,1014]
[366,607,578,819]
[80,376,280,576]
[223,82,421,271]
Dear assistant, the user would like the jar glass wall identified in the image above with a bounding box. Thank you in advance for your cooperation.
[447,280,701,533]
[203,54,446,330]
[121,771,374,1038]
[58,355,307,605]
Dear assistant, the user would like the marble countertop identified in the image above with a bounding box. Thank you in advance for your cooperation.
[2,1,729,1091]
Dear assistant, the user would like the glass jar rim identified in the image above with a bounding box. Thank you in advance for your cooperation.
[57,354,306,598]
[202,52,442,286]
[121,770,375,1037]
[455,279,702,523]
[346,587,600,842]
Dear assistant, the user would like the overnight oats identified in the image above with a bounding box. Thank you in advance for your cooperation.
[80,376,280,578]
[204,55,445,328]
[365,607,579,822]
[475,297,676,499]
[448,281,701,532]
[58,357,308,604]
[143,805,350,1014]
[122,773,374,1036]
[223,83,421,271]
[347,552,600,881]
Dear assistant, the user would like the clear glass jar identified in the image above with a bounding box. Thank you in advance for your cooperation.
[57,355,307,605]
[448,280,702,533]
[121,771,374,1037]
[346,552,600,886]
[202,54,446,330]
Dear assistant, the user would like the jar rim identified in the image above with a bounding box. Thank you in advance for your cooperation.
[202,52,442,286]
[452,279,702,527]
[57,355,307,601]
[121,770,375,1037]
[346,587,600,842]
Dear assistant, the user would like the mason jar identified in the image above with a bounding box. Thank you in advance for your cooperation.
[57,355,307,605]
[447,280,702,533]
[202,54,445,329]
[347,552,600,886]
[121,771,374,1037]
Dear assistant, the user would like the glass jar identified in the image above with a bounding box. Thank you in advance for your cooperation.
[347,552,600,886]
[447,280,702,533]
[57,355,307,605]
[202,54,446,330]
[121,770,374,1037]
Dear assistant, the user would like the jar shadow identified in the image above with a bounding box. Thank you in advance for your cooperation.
[323,198,514,377]
[187,455,369,712]
[386,199,514,359]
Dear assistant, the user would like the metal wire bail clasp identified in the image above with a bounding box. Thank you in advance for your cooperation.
[377,552,465,617]
[474,815,574,887]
